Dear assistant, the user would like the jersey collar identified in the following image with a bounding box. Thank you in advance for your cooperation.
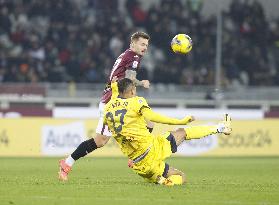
[117,95,126,99]
[128,49,142,57]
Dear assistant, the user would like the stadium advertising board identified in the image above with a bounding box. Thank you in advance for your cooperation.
[0,118,278,157]
[53,107,264,120]
[0,84,46,97]
[41,121,87,156]
[155,120,278,156]
[0,118,42,156]
[0,107,52,118]
[0,118,122,157]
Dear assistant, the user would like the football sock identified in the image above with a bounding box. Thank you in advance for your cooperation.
[70,138,98,161]
[167,175,183,185]
[184,126,218,140]
[65,156,75,167]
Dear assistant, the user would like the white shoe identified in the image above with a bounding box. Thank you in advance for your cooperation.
[217,114,232,135]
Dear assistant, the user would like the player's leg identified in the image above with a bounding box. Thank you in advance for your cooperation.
[158,164,186,186]
[58,135,101,181]
[171,114,232,148]
[154,162,185,186]
[59,134,110,181]
[165,166,186,185]
[127,120,154,168]
[58,102,111,181]
[68,133,110,164]
[157,114,232,185]
[93,134,110,147]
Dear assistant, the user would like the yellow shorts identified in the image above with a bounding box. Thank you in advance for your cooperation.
[131,132,176,183]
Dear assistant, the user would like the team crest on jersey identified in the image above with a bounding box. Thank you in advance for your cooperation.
[138,99,143,104]
[132,61,138,68]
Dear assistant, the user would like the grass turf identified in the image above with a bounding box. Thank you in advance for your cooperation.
[0,157,278,205]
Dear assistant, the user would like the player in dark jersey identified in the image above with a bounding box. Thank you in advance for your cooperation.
[101,47,149,104]
[58,31,153,181]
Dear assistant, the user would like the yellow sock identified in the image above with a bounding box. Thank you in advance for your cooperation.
[167,175,183,185]
[185,125,217,140]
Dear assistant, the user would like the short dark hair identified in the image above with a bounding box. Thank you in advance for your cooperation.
[131,31,150,42]
[118,78,135,94]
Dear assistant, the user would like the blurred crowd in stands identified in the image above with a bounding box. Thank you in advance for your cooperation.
[0,0,279,86]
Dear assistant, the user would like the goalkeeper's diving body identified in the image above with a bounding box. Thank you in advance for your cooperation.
[104,78,232,186]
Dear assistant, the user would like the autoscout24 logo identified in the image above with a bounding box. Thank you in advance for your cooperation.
[177,129,272,156]
[177,135,218,156]
[219,129,272,147]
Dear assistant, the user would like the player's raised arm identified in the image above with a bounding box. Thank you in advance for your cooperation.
[133,95,193,125]
[125,69,150,88]
[111,76,119,99]
[141,107,194,125]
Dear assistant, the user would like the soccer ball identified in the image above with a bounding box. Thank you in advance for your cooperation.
[171,34,193,54]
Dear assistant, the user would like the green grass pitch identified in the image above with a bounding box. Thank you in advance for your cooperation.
[0,157,278,205]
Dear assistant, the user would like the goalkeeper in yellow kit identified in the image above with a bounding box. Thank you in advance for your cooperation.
[104,78,232,186]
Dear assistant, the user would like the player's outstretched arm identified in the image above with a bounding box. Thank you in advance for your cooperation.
[125,70,150,88]
[141,107,194,125]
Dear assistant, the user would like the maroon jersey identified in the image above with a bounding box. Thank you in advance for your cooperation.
[101,49,142,103]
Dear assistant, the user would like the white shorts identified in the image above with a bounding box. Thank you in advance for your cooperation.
[95,102,112,137]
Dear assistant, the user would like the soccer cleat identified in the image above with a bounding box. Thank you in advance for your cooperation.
[58,159,72,181]
[217,114,232,135]
[167,175,183,185]
[163,178,175,186]
[157,176,174,186]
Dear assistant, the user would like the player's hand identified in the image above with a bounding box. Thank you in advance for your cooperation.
[141,80,150,89]
[188,116,195,122]
[127,159,134,168]
[183,115,195,124]
[111,76,118,83]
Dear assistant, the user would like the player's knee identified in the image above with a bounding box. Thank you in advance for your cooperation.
[176,128,186,135]
[171,128,186,142]
[94,134,110,148]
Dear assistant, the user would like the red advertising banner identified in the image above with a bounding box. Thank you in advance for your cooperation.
[0,106,52,117]
[0,84,46,97]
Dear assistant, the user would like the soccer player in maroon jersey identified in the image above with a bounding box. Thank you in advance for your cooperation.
[58,32,153,181]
